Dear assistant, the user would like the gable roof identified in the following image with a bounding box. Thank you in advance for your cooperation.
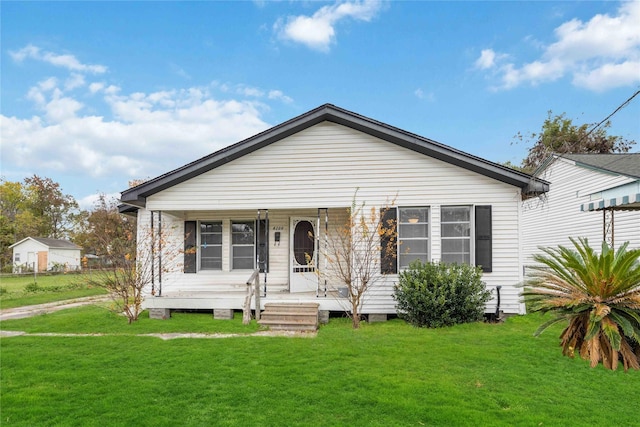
[560,153,640,179]
[120,103,548,209]
[10,237,81,250]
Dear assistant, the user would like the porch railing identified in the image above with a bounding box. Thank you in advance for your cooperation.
[243,269,261,324]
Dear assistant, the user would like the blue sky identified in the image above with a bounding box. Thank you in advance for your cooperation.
[2,1,639,209]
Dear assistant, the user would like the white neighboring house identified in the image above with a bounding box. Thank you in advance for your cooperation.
[119,104,549,318]
[523,153,640,267]
[9,237,82,273]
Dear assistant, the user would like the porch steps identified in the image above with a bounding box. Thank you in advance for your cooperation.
[258,302,319,332]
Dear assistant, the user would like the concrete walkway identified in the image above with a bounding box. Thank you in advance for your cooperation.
[0,330,316,339]
[0,296,316,339]
[0,295,110,321]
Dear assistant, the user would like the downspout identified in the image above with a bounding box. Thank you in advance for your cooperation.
[150,211,155,295]
[324,208,328,298]
[264,209,268,296]
[158,211,162,297]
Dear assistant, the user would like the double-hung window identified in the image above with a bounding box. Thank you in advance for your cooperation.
[231,221,255,270]
[398,207,430,269]
[441,206,471,264]
[200,222,222,270]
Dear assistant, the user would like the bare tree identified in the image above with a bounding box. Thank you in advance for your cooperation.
[323,194,397,329]
[88,211,182,323]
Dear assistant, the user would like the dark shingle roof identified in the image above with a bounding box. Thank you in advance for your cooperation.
[561,153,640,179]
[31,237,81,249]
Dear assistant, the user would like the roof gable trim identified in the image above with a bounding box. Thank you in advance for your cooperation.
[120,104,548,205]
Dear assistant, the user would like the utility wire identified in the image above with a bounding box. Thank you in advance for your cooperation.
[582,89,640,140]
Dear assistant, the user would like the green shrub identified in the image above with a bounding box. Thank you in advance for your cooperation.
[24,282,42,293]
[394,261,491,328]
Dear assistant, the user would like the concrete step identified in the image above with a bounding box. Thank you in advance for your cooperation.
[258,302,319,331]
[260,312,318,324]
[263,302,319,310]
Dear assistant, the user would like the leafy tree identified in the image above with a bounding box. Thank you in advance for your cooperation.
[524,238,640,371]
[72,194,136,257]
[0,179,25,267]
[23,175,78,239]
[516,112,636,172]
[0,176,78,268]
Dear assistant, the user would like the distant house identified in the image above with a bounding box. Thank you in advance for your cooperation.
[523,153,640,266]
[119,104,548,319]
[9,237,82,273]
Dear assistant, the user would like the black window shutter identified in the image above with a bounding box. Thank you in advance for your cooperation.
[475,206,492,273]
[184,221,197,274]
[256,219,268,273]
[380,207,397,274]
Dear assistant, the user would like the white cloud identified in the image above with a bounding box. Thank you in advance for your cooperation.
[2,44,296,203]
[237,85,265,97]
[476,2,640,91]
[268,90,293,103]
[65,73,86,91]
[475,49,497,70]
[274,0,384,52]
[10,44,107,74]
[89,82,105,93]
[77,192,121,210]
[1,80,276,184]
[414,88,435,102]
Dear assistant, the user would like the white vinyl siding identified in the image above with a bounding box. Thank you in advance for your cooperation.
[140,122,527,314]
[522,157,640,267]
[147,122,520,212]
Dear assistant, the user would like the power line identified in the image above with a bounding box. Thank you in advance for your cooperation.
[582,89,640,140]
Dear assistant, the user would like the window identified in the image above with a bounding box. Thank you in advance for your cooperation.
[231,221,255,270]
[14,253,20,263]
[380,205,492,274]
[200,222,222,270]
[398,207,429,269]
[441,206,471,264]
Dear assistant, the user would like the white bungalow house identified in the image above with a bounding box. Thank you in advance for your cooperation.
[119,104,548,320]
[523,153,640,268]
[9,237,82,273]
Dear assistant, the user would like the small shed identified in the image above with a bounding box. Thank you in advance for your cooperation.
[9,237,82,273]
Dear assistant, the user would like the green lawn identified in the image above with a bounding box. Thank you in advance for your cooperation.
[0,272,107,309]
[1,309,638,426]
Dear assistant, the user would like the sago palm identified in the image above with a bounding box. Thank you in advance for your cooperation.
[524,237,640,371]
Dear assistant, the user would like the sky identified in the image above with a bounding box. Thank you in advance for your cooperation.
[2,0,639,210]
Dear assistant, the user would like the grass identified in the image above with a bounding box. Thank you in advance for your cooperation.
[0,272,107,309]
[1,308,638,426]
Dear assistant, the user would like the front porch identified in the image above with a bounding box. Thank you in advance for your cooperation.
[144,289,349,313]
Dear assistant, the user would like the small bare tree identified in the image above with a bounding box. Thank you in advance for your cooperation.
[324,194,397,329]
[87,206,182,323]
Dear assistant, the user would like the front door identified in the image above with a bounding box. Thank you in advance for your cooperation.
[290,218,317,293]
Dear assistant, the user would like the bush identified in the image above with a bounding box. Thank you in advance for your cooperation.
[394,261,491,328]
[24,282,42,293]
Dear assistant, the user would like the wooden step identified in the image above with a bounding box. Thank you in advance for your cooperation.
[258,302,319,332]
